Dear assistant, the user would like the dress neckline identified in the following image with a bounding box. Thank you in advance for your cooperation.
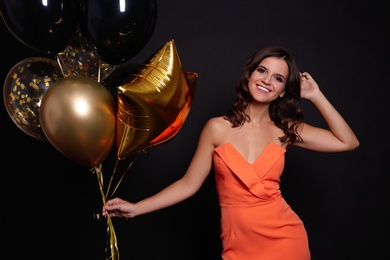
[215,142,286,165]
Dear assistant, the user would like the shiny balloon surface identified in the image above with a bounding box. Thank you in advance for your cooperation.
[3,57,63,141]
[116,40,197,159]
[40,76,116,167]
[0,0,78,55]
[79,0,157,65]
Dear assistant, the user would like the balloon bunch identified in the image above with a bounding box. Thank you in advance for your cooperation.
[2,1,198,260]
[37,39,197,167]
[2,0,159,156]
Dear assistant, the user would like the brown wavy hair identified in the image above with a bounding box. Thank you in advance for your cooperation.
[223,46,303,148]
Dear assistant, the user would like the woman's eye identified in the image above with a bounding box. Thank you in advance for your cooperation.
[275,76,283,82]
[257,67,266,73]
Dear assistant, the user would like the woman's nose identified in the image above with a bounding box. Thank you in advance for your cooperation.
[262,75,272,84]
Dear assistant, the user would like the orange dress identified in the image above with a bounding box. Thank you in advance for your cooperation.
[213,142,310,260]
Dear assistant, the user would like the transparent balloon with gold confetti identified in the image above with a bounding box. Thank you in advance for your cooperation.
[3,57,63,141]
[58,32,114,82]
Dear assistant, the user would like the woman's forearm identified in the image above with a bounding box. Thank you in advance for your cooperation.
[310,90,359,150]
[133,178,198,217]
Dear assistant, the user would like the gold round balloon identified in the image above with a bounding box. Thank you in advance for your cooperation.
[116,39,198,160]
[40,75,116,167]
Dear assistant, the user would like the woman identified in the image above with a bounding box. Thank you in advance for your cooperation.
[103,46,359,259]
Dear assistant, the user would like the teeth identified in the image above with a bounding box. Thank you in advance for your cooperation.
[257,86,270,92]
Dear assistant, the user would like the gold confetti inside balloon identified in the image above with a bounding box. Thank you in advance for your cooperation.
[3,57,63,141]
[40,76,116,167]
[116,39,198,160]
[58,32,114,82]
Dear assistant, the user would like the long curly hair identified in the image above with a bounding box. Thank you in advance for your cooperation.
[223,46,303,148]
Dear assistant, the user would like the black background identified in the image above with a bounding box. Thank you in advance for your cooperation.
[1,0,389,259]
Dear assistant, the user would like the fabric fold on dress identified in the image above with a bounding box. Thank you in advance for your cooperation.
[214,142,286,199]
[213,141,310,260]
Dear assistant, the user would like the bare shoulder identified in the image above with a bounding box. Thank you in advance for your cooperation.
[203,116,230,133]
[200,116,231,147]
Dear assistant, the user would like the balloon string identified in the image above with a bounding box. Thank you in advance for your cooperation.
[55,55,66,78]
[92,164,107,204]
[106,214,120,260]
[98,59,101,83]
[105,158,119,198]
[91,151,145,260]
[106,150,144,199]
[91,164,120,260]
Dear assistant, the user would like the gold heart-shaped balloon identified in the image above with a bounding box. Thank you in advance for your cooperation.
[116,40,197,160]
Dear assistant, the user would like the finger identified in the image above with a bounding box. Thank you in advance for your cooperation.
[106,198,119,206]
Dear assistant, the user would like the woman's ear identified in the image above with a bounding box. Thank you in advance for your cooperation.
[279,91,285,98]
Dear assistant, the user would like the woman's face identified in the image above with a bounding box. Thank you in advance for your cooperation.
[248,56,288,103]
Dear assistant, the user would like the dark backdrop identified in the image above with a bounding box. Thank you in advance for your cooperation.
[1,1,389,259]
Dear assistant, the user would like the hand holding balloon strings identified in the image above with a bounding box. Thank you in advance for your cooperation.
[1,1,171,260]
[94,38,198,216]
[91,39,198,260]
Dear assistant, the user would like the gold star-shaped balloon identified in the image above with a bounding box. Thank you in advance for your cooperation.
[116,39,197,160]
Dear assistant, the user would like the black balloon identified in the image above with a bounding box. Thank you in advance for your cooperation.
[79,0,157,65]
[0,0,78,55]
[101,63,141,100]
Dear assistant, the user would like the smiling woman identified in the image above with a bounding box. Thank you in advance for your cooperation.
[102,46,359,260]
[248,57,289,103]
[1,0,387,259]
